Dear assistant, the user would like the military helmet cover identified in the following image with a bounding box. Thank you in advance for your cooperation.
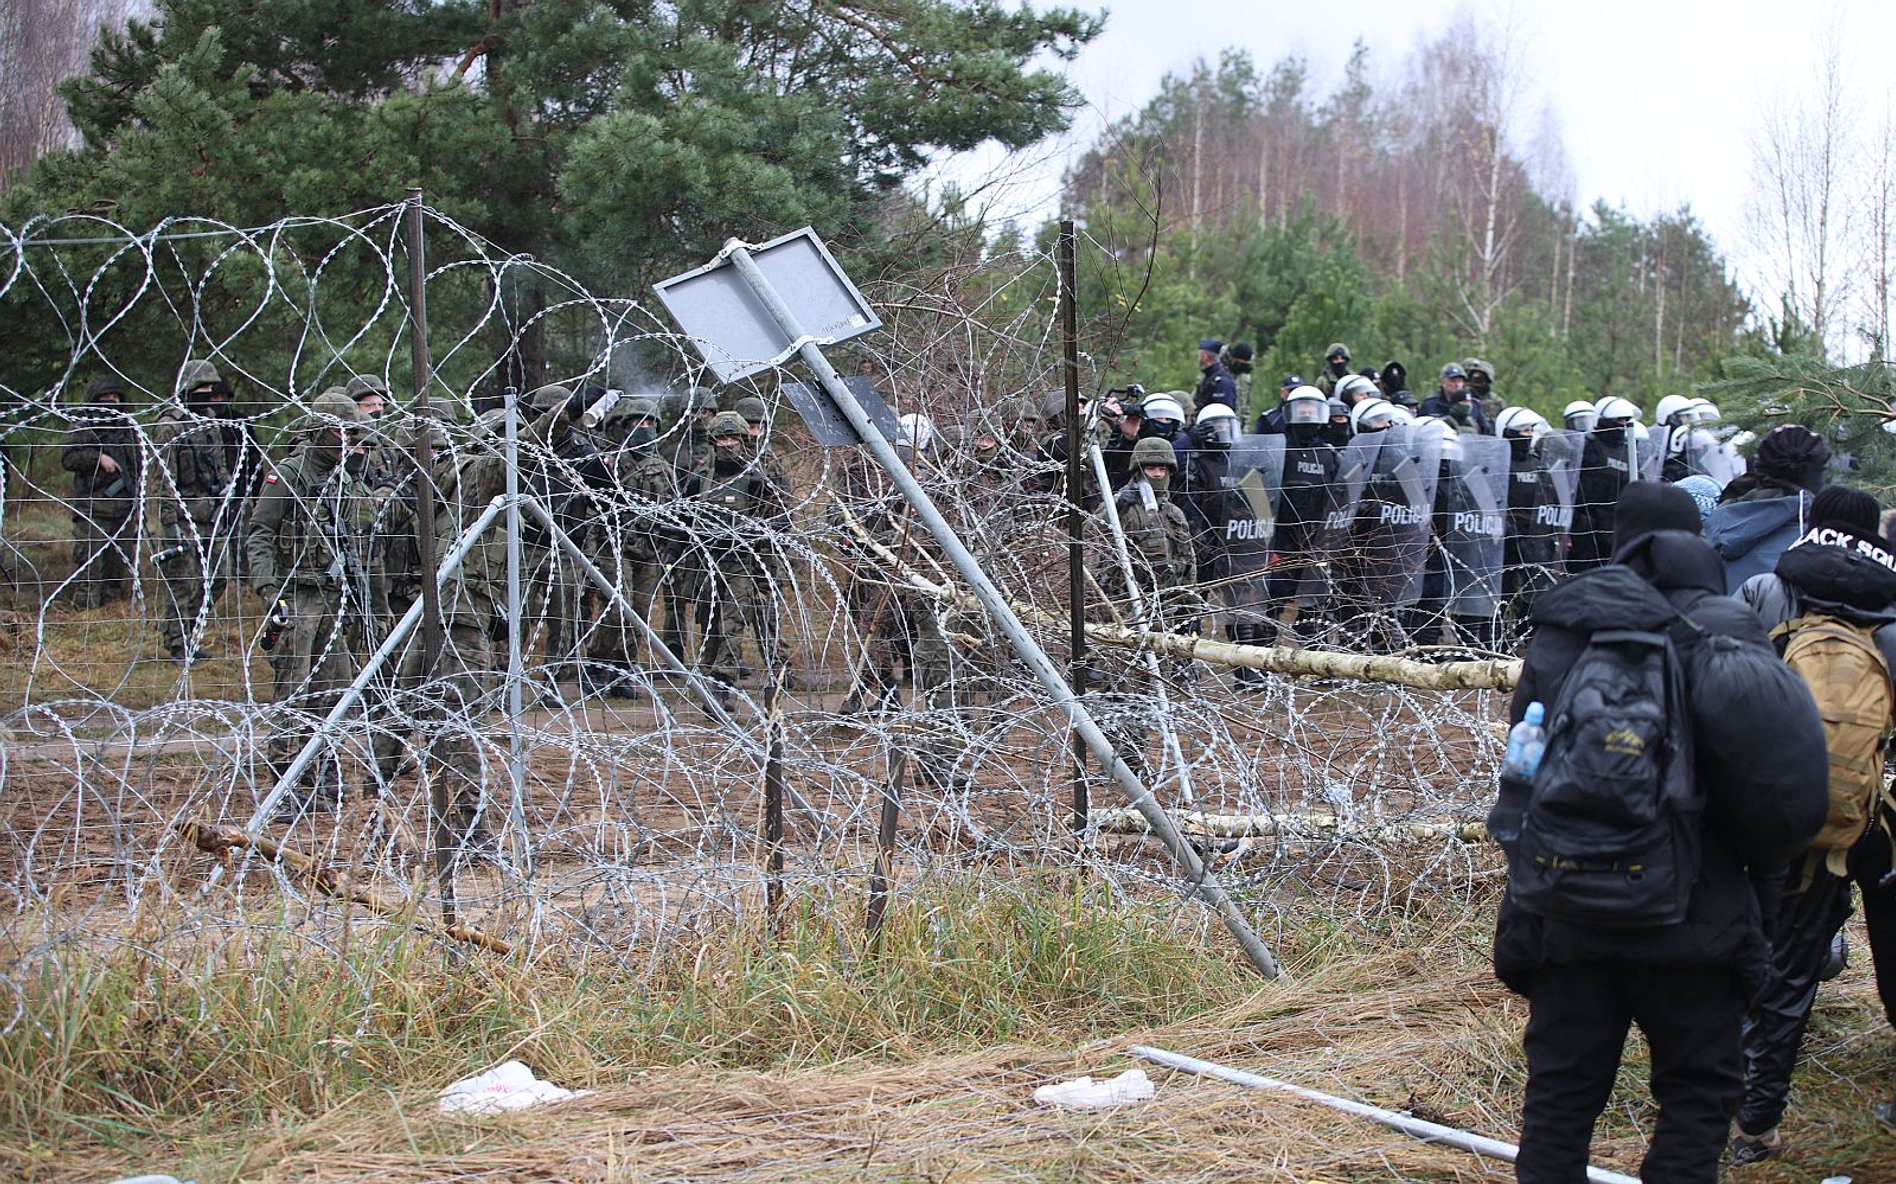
[1130,436,1179,469]
[707,411,749,440]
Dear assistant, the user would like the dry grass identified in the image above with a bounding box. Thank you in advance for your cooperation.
[4,878,1893,1183]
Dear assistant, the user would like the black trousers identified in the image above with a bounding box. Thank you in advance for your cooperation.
[1738,861,1852,1134]
[1517,961,1745,1183]
[1847,822,1896,1027]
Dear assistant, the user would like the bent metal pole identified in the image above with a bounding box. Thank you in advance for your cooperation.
[720,240,1281,979]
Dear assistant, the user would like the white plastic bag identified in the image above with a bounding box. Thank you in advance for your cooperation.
[438,1060,593,1116]
[1032,1068,1155,1109]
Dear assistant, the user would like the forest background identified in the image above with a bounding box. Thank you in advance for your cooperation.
[2,0,1893,488]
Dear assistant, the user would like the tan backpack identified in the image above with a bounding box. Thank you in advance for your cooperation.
[1774,614,1895,858]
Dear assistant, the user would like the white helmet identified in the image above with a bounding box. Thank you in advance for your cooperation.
[1194,401,1240,446]
[896,412,935,451]
[1686,398,1722,424]
[1334,374,1379,404]
[1495,406,1550,438]
[1653,394,1695,426]
[1594,396,1641,425]
[1283,384,1328,425]
[1350,398,1399,434]
[1416,415,1464,461]
[1142,393,1186,425]
[1562,400,1597,431]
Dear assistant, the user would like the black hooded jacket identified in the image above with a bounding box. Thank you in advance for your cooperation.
[1493,529,1828,995]
[1739,525,1896,671]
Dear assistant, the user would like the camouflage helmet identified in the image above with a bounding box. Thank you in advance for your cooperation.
[735,395,767,423]
[706,411,749,441]
[688,386,719,413]
[178,358,228,399]
[309,389,367,427]
[84,375,127,403]
[625,396,659,421]
[1130,436,1178,470]
[1462,357,1495,381]
[527,383,575,416]
[344,374,392,402]
[1324,342,1352,362]
[471,407,509,438]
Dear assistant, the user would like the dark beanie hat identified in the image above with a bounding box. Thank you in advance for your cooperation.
[1811,485,1882,536]
[84,375,126,401]
[1612,481,1702,557]
[1754,424,1830,491]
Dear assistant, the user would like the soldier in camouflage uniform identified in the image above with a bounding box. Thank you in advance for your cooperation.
[60,375,142,609]
[580,397,677,698]
[521,383,613,686]
[689,412,789,698]
[1094,436,1197,775]
[245,392,377,813]
[153,359,256,663]
[658,387,718,662]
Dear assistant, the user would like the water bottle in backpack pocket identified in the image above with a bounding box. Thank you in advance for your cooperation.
[1509,627,1703,928]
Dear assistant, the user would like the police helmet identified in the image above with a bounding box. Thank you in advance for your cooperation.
[1653,394,1695,427]
[1686,398,1722,424]
[1350,398,1399,434]
[707,411,749,441]
[1141,393,1186,425]
[896,412,935,451]
[1495,406,1549,439]
[1561,400,1598,432]
[1130,436,1178,470]
[1418,416,1464,461]
[1334,374,1379,405]
[1194,401,1240,447]
[1594,395,1641,426]
[1283,384,1327,426]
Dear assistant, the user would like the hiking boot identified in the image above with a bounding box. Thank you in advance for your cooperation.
[579,665,626,701]
[1728,1127,1782,1166]
[1820,931,1849,981]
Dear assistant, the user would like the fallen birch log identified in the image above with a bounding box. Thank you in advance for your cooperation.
[835,510,1521,693]
[1089,807,1493,844]
[178,821,518,956]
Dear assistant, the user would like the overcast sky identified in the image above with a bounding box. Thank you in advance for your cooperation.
[924,0,1894,297]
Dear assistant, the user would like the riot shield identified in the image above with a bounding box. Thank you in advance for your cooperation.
[1672,426,1739,485]
[1213,434,1280,621]
[1229,433,1284,529]
[1442,434,1510,617]
[1536,430,1584,534]
[1335,423,1440,609]
[1632,424,1667,482]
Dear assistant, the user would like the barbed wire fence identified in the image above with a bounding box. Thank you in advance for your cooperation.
[0,201,1512,1004]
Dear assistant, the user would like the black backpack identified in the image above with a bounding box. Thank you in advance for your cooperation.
[1507,625,1703,928]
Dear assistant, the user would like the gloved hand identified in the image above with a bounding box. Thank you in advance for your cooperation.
[1449,402,1470,422]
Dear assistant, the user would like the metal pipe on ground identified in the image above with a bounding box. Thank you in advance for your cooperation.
[1130,1045,1639,1184]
